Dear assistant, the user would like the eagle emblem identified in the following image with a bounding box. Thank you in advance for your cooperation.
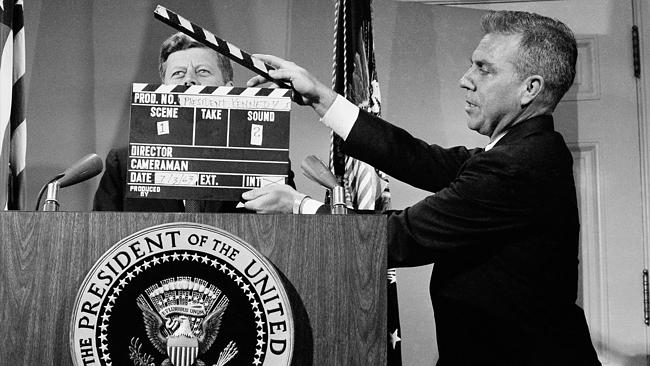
[133,277,238,366]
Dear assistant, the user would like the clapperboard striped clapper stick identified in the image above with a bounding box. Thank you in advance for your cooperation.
[154,5,294,91]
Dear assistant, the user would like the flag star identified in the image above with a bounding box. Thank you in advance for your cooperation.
[255,348,263,357]
[152,256,161,265]
[161,254,170,262]
[142,260,152,269]
[250,300,259,310]
[256,319,265,329]
[126,272,135,280]
[107,294,117,304]
[182,252,191,261]
[101,313,110,323]
[99,323,109,332]
[113,287,122,295]
[219,263,228,272]
[247,292,256,301]
[101,353,111,362]
[252,359,261,366]
[211,259,219,267]
[257,328,265,338]
[171,253,181,261]
[201,255,210,264]
[191,253,200,261]
[118,278,128,287]
[227,269,236,278]
[234,276,243,285]
[254,309,263,319]
[99,333,108,343]
[241,284,250,292]
[100,342,109,353]
[389,329,401,349]
[134,265,143,274]
[256,339,266,348]
[104,304,113,313]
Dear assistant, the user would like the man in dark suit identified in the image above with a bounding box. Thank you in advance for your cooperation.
[93,32,294,212]
[242,10,600,365]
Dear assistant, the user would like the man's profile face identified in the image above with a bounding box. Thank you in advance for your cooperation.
[163,47,232,87]
[459,33,526,139]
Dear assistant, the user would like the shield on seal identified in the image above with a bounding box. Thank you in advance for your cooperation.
[167,336,199,366]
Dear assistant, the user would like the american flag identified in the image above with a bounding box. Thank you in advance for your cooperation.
[330,0,402,364]
[0,0,26,210]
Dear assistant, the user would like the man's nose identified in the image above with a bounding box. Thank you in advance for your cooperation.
[183,71,199,86]
[459,69,474,91]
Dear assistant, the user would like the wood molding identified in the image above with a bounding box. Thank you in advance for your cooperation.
[632,0,650,288]
[562,36,601,102]
[568,142,609,363]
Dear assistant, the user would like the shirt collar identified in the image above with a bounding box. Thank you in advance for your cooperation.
[485,131,508,151]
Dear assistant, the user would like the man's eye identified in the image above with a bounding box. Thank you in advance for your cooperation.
[171,71,185,78]
[196,69,211,76]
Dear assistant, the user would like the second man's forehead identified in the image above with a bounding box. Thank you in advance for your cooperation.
[166,48,220,65]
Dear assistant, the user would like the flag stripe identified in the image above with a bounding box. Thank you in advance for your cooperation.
[10,73,23,132]
[12,25,23,80]
[0,0,26,210]
[10,4,21,32]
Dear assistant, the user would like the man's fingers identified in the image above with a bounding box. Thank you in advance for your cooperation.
[242,187,265,200]
[267,69,296,83]
[242,184,297,214]
[247,75,271,87]
[252,54,291,69]
[242,184,285,200]
[243,193,276,213]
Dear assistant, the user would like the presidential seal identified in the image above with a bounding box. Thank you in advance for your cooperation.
[70,223,293,366]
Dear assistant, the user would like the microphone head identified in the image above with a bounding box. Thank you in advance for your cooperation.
[58,153,104,188]
[301,155,338,190]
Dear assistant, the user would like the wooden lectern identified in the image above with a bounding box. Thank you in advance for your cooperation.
[0,212,387,366]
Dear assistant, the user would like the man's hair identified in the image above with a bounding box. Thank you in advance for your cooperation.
[158,32,234,82]
[481,11,577,109]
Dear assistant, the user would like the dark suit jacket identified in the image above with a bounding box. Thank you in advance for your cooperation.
[341,111,600,365]
[93,146,295,212]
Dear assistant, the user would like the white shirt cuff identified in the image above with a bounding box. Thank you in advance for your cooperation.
[301,198,324,214]
[319,95,359,140]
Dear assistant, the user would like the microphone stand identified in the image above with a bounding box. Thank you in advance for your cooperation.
[42,181,61,212]
[35,153,104,211]
[331,185,347,215]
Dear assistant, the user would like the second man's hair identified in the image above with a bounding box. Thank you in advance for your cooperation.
[158,32,234,82]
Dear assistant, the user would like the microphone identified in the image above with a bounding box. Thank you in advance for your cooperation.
[57,153,104,188]
[40,153,104,211]
[300,155,347,214]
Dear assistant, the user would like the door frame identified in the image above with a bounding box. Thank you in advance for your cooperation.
[633,0,650,354]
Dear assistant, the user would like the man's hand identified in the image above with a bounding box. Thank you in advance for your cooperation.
[242,184,305,214]
[247,54,338,117]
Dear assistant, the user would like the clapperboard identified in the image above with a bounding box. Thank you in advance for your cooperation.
[126,83,292,201]
[153,5,293,90]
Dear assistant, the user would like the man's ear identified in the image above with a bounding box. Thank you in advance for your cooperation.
[520,75,544,106]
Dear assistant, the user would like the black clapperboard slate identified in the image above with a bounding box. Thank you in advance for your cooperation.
[126,83,291,201]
